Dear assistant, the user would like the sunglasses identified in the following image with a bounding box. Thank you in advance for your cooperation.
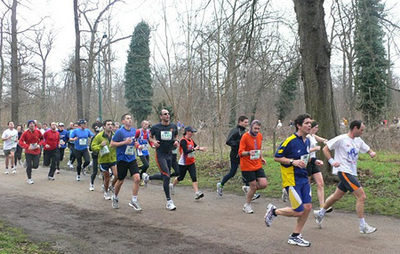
[162,113,170,116]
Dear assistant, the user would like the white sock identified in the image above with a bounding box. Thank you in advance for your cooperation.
[113,194,118,200]
[319,208,326,216]
[359,218,365,227]
[132,195,137,202]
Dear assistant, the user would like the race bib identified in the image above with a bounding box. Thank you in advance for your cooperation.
[142,144,149,151]
[300,154,310,167]
[137,148,143,156]
[172,148,178,154]
[30,143,38,149]
[125,145,135,155]
[100,145,110,156]
[250,150,261,160]
[160,131,173,140]
[79,138,87,146]
[60,140,65,145]
[188,151,195,158]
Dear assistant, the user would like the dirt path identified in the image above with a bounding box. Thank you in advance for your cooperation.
[0,163,399,254]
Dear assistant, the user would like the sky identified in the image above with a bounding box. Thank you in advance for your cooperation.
[8,0,400,75]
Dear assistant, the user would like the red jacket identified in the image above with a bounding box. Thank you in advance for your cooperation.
[19,129,43,155]
[43,129,60,151]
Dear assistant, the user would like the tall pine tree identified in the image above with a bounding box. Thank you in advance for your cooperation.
[354,0,389,125]
[124,21,153,125]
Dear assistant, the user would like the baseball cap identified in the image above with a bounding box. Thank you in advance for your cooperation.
[58,122,65,126]
[78,119,87,125]
[184,126,197,132]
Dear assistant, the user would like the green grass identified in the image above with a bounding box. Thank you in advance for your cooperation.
[144,150,400,218]
[0,220,58,254]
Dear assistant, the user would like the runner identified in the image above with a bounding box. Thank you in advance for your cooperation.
[110,113,142,211]
[66,122,78,170]
[43,122,60,180]
[18,120,43,184]
[14,124,24,168]
[91,120,117,200]
[238,120,267,214]
[56,122,68,174]
[171,126,206,200]
[2,121,18,174]
[314,120,377,234]
[69,119,94,181]
[264,113,323,247]
[145,109,179,211]
[135,120,152,180]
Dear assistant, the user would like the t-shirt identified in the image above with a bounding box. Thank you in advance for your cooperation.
[112,126,137,162]
[275,133,310,187]
[307,134,318,158]
[150,123,178,154]
[70,128,94,151]
[238,132,263,171]
[326,134,370,176]
[2,129,18,150]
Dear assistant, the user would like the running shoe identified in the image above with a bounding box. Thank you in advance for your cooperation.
[5,170,9,174]
[195,191,204,200]
[109,185,115,193]
[142,173,149,187]
[166,200,177,211]
[82,167,86,176]
[89,184,94,191]
[69,164,74,170]
[326,206,333,213]
[287,234,311,247]
[359,223,377,234]
[242,185,250,195]
[252,193,261,201]
[48,176,55,181]
[313,209,324,229]
[104,192,111,200]
[111,196,119,209]
[76,175,81,181]
[56,169,60,174]
[216,182,223,196]
[11,169,16,174]
[67,161,71,167]
[27,179,34,184]
[264,203,276,227]
[243,203,254,214]
[169,183,174,195]
[129,200,143,211]
[282,188,289,202]
[101,184,105,191]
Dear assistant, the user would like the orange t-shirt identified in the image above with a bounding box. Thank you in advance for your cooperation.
[238,132,263,171]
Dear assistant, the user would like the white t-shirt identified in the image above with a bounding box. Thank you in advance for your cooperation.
[2,129,19,150]
[326,134,370,176]
[307,134,318,158]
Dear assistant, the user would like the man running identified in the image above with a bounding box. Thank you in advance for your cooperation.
[110,113,142,211]
[56,122,68,174]
[69,119,94,181]
[265,113,323,247]
[238,120,267,214]
[43,122,60,180]
[135,120,151,180]
[2,121,18,174]
[145,109,179,211]
[18,120,43,184]
[314,120,377,234]
[66,122,78,169]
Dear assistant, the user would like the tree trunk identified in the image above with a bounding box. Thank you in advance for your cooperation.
[293,0,339,182]
[74,0,84,119]
[11,0,19,124]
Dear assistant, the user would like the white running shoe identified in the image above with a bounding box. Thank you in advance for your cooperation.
[101,184,105,191]
[89,184,94,191]
[104,192,111,200]
[56,169,60,174]
[76,175,81,181]
[243,203,254,214]
[264,203,277,227]
[287,234,311,247]
[359,223,377,234]
[195,191,204,200]
[48,176,55,180]
[5,170,9,174]
[11,169,16,174]
[142,173,149,187]
[67,161,71,167]
[111,196,119,209]
[313,210,324,229]
[69,164,74,170]
[27,179,34,184]
[252,193,261,201]
[216,182,223,196]
[129,200,143,211]
[166,200,176,211]
[169,183,174,195]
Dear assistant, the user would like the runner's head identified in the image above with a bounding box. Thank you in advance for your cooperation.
[294,113,312,136]
[78,119,87,129]
[50,122,57,131]
[121,113,132,127]
[238,115,249,128]
[27,120,35,131]
[249,120,261,136]
[7,121,14,129]
[58,122,65,131]
[349,120,364,137]
[310,120,319,134]
[141,120,149,130]
[184,126,197,138]
[103,120,113,132]
[160,109,170,124]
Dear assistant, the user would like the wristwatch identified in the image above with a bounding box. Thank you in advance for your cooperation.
[289,159,293,165]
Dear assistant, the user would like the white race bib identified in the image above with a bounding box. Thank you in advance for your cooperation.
[100,145,110,156]
[137,148,143,156]
[250,150,261,160]
[79,138,87,146]
[125,145,135,155]
[160,131,173,141]
[188,151,195,158]
[172,148,178,154]
[300,154,310,167]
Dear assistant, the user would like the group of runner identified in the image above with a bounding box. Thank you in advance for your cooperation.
[2,111,377,247]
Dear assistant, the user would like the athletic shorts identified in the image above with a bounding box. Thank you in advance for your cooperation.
[4,148,16,157]
[241,168,266,183]
[337,172,361,193]
[100,162,116,172]
[307,159,321,176]
[284,181,312,212]
[116,160,139,180]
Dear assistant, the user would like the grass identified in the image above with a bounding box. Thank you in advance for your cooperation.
[0,220,58,254]
[144,149,400,218]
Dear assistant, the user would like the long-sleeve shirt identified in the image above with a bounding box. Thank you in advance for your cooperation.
[19,129,43,155]
[43,129,60,151]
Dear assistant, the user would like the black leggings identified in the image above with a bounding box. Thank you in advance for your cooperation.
[74,149,90,175]
[177,163,197,182]
[90,153,99,185]
[25,153,40,179]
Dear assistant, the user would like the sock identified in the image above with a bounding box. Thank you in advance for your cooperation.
[291,233,299,237]
[359,218,365,227]
[272,209,277,217]
[113,194,118,200]
[320,208,326,216]
[132,196,137,202]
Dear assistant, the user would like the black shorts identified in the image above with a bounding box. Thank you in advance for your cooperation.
[337,172,361,193]
[117,160,139,180]
[307,159,321,176]
[100,162,116,172]
[241,168,266,183]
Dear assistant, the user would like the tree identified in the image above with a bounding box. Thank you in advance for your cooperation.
[73,0,84,119]
[354,0,389,125]
[124,21,153,126]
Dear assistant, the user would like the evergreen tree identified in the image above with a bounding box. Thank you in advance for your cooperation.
[124,21,153,125]
[354,0,389,125]
[275,61,300,121]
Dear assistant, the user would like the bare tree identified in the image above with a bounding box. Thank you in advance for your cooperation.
[74,0,84,119]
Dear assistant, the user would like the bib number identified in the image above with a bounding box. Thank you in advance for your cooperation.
[300,154,310,167]
[100,145,110,156]
[125,145,135,155]
[79,138,87,146]
[250,150,261,160]
[160,131,172,141]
